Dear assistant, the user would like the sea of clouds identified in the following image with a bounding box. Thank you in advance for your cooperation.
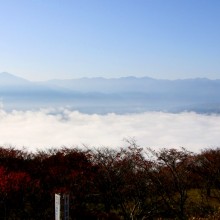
[0,108,219,152]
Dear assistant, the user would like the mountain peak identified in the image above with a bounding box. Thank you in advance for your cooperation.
[0,72,29,85]
[0,72,16,77]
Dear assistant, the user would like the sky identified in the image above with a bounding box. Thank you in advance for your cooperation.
[0,0,220,81]
[0,109,219,152]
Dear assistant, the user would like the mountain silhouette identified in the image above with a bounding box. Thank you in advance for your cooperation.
[0,72,220,113]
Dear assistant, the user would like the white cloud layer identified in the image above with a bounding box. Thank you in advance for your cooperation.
[0,109,219,152]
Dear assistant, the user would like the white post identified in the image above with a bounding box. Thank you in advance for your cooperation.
[55,194,61,220]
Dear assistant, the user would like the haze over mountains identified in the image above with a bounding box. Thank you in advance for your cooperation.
[0,72,220,114]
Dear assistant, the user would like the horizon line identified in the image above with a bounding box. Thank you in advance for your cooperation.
[1,71,219,82]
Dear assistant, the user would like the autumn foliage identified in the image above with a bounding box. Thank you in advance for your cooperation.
[0,145,220,219]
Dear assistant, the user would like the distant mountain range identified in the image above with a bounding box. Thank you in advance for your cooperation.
[0,72,220,113]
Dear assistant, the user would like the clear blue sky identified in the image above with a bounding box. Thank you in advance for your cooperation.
[0,0,220,81]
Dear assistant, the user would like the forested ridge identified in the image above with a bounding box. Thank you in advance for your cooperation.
[1,144,220,219]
